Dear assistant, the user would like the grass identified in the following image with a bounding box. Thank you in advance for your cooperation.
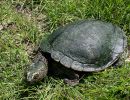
[0,0,130,99]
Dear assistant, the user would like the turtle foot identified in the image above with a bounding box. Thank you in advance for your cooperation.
[64,78,79,86]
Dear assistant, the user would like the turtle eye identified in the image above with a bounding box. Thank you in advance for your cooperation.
[33,73,39,80]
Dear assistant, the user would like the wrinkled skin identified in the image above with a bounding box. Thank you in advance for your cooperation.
[26,52,48,84]
[26,52,81,86]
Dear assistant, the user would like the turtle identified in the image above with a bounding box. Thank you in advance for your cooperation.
[26,19,128,86]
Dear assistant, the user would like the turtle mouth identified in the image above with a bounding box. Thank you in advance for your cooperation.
[26,72,41,84]
[32,73,41,82]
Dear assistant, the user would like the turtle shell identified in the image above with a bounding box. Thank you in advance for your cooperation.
[40,20,127,72]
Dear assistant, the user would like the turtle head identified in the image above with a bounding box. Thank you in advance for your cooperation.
[26,60,48,84]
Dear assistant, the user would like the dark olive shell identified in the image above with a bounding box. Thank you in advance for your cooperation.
[40,20,127,72]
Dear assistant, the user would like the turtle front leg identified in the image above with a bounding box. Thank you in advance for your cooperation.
[49,61,80,86]
[26,52,48,84]
[63,71,80,86]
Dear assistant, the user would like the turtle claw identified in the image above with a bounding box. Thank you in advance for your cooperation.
[64,78,79,86]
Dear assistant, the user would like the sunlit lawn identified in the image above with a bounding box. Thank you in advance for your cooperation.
[0,0,130,99]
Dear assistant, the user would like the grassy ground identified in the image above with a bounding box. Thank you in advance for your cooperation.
[0,0,130,99]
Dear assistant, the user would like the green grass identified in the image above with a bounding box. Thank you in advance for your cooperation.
[0,0,130,99]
